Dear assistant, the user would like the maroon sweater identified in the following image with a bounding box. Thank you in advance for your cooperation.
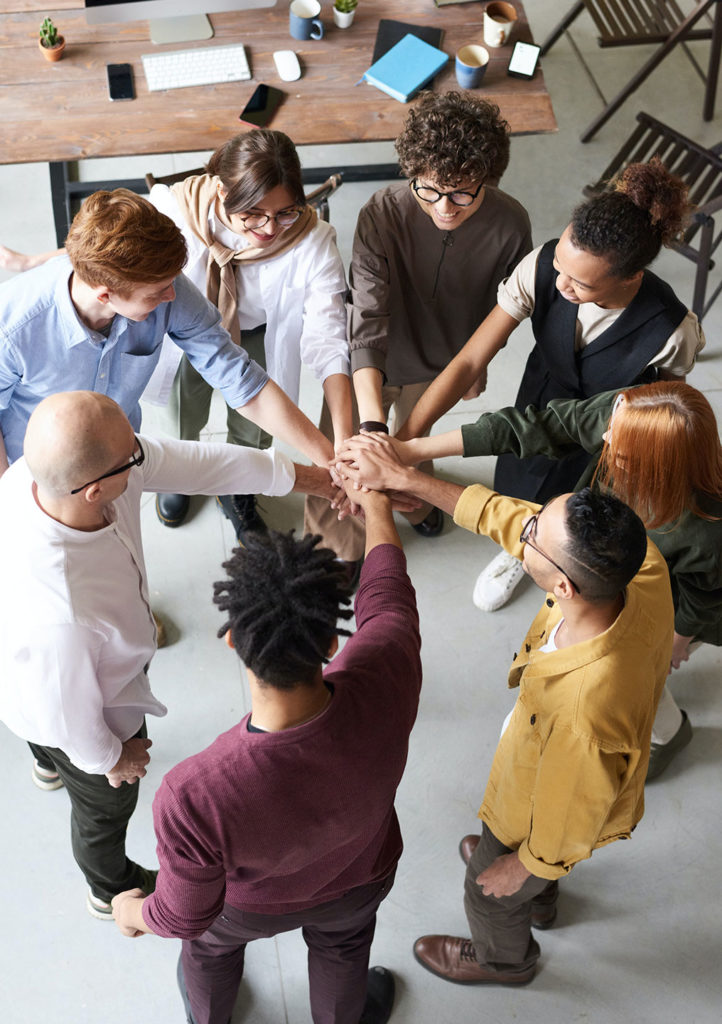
[143,544,421,938]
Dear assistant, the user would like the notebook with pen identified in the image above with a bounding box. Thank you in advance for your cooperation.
[361,33,449,104]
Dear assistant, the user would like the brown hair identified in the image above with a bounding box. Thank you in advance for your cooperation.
[206,130,305,214]
[570,159,691,279]
[394,91,510,187]
[65,189,187,295]
[594,382,722,528]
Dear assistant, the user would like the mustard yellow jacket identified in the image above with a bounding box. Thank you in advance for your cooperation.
[455,484,674,881]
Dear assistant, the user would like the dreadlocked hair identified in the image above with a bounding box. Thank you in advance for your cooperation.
[213,530,354,689]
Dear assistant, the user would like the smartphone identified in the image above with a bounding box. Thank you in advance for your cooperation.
[239,84,286,128]
[107,63,135,101]
[507,41,541,80]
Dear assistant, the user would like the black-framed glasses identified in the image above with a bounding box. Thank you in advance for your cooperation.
[70,437,145,495]
[520,507,580,594]
[238,207,303,230]
[411,179,484,207]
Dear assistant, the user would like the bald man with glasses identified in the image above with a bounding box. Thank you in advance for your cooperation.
[335,432,673,987]
[0,391,334,920]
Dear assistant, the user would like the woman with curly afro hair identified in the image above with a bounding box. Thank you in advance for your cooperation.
[397,158,705,611]
[347,90,533,538]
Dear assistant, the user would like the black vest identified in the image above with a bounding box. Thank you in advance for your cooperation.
[494,239,688,501]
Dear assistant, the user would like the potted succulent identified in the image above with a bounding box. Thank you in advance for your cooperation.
[333,0,358,29]
[39,17,66,62]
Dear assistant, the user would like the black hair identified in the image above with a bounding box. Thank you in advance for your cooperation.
[570,158,691,278]
[395,90,510,187]
[213,531,353,688]
[563,489,647,603]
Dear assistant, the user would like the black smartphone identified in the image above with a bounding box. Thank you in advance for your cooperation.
[507,41,541,80]
[239,84,286,128]
[107,63,135,101]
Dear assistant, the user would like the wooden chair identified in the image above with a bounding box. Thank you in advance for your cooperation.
[582,111,722,319]
[540,1,722,142]
[144,169,343,223]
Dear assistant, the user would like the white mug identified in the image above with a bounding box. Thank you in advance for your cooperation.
[483,2,518,48]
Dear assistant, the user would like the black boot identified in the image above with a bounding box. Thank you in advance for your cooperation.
[216,494,267,544]
[155,493,190,528]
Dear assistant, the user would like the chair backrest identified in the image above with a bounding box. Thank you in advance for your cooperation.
[583,111,722,318]
[145,169,343,223]
[585,0,696,47]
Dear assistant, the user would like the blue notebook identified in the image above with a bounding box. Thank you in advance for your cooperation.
[362,33,449,104]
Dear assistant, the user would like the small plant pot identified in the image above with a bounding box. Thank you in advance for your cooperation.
[333,9,355,28]
[39,37,66,62]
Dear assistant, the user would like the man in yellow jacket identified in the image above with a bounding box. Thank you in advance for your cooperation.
[335,433,674,986]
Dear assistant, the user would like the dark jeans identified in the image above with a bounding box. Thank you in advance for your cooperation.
[463,823,557,975]
[28,720,149,902]
[181,869,396,1024]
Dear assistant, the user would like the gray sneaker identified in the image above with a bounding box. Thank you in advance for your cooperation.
[647,710,693,780]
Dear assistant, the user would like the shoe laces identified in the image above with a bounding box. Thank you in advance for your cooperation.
[459,939,477,962]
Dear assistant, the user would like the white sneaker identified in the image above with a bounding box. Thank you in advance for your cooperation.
[472,551,525,611]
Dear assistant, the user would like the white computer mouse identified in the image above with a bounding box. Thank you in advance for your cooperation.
[273,50,302,82]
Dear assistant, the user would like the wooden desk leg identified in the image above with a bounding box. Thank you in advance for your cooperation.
[49,162,74,247]
[704,0,722,121]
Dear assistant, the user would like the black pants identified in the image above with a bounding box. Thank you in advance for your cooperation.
[28,721,149,902]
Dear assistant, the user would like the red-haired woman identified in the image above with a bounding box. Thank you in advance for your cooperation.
[391,380,722,777]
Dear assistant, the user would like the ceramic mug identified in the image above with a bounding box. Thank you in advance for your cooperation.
[483,1,518,48]
[455,45,490,89]
[290,0,324,41]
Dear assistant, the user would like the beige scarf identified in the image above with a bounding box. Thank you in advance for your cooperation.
[172,174,317,345]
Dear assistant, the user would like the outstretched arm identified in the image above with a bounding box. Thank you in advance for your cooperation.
[395,305,520,440]
[237,379,334,468]
[337,433,465,518]
[0,244,63,273]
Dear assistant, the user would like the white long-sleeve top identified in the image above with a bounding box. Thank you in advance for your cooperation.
[144,185,350,406]
[0,436,295,775]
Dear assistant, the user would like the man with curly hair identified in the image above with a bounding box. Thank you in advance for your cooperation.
[111,481,422,1024]
[347,91,532,537]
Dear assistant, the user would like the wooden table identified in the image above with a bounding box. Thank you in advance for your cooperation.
[1,0,557,240]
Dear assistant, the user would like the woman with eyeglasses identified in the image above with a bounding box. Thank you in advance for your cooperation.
[386,379,722,778]
[396,159,705,607]
[143,129,362,570]
[347,90,532,537]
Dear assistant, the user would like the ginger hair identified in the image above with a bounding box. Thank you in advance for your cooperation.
[65,188,187,296]
[594,382,722,528]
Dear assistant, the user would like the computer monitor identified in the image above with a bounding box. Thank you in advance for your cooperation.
[84,1,277,45]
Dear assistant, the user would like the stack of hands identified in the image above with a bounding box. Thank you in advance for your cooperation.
[329,431,420,517]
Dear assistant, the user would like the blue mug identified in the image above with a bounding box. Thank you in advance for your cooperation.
[290,0,324,41]
[455,45,489,89]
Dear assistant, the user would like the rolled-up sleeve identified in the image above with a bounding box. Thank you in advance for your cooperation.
[348,205,391,377]
[167,275,268,409]
[299,226,351,383]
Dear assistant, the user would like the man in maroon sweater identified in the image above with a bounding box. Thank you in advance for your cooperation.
[112,481,421,1024]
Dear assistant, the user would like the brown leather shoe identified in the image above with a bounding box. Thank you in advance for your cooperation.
[459,834,558,930]
[413,935,536,985]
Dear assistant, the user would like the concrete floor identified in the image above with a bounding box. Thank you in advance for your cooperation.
[1,2,721,1022]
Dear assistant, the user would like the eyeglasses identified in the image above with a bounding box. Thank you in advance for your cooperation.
[519,505,581,594]
[411,179,484,207]
[70,437,145,494]
[238,207,303,230]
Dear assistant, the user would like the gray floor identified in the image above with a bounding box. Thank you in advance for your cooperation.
[1,3,721,1022]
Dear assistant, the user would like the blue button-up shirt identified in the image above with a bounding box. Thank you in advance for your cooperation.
[0,255,268,462]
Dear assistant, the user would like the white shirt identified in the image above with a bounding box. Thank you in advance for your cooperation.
[144,185,350,405]
[497,245,705,376]
[0,436,295,774]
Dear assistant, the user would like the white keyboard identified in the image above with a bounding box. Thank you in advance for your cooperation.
[142,44,251,92]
